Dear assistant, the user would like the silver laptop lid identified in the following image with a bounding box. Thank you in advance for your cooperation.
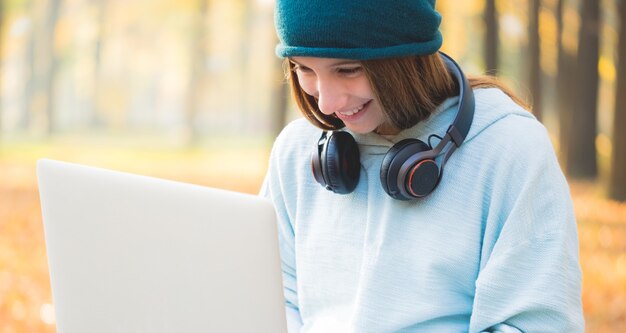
[37,159,286,333]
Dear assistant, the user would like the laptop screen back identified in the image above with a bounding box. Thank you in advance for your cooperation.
[37,159,286,333]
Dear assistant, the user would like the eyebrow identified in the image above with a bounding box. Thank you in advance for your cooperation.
[288,59,305,67]
[289,59,361,68]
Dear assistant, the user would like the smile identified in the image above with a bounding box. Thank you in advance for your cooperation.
[338,101,369,117]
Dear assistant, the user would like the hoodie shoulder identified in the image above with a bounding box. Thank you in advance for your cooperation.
[465,88,539,143]
[270,117,321,159]
[463,88,557,167]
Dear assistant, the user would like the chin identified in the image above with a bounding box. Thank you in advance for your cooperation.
[345,125,378,135]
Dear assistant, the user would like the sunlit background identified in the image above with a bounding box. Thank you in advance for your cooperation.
[0,0,625,332]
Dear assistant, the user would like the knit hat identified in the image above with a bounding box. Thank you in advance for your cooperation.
[274,0,443,60]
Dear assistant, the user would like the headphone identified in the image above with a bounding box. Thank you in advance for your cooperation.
[310,52,475,200]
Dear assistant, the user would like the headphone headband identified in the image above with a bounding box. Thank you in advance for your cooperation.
[438,52,475,148]
[311,52,476,200]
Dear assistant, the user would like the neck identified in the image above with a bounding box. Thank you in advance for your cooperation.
[374,123,400,136]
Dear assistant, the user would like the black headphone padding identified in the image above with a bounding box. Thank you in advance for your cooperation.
[310,144,326,186]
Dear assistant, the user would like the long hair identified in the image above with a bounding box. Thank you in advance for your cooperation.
[285,53,529,131]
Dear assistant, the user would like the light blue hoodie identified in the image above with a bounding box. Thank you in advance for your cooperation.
[260,88,584,332]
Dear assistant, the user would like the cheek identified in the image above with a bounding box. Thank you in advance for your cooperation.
[354,78,374,97]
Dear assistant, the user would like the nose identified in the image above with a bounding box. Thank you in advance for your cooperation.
[316,79,349,116]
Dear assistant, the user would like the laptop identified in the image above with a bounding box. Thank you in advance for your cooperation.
[37,158,287,333]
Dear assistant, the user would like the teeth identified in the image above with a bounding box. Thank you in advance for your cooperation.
[339,104,364,116]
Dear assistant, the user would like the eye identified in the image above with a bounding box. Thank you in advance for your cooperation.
[337,66,363,75]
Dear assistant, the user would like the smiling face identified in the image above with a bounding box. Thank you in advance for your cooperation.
[290,57,398,135]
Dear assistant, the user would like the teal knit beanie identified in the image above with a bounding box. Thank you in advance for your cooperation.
[274,0,443,60]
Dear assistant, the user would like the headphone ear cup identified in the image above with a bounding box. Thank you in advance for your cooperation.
[380,138,431,200]
[322,131,360,194]
[311,131,360,194]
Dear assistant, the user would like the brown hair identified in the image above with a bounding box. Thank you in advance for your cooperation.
[286,53,529,131]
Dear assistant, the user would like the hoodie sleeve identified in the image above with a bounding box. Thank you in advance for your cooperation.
[468,115,584,332]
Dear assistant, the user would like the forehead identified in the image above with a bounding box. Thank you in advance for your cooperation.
[290,57,360,68]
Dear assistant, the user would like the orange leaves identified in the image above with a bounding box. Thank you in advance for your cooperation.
[1,175,625,331]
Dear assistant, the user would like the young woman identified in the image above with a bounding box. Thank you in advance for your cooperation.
[261,1,584,332]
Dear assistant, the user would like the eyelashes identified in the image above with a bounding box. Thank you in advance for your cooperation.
[291,64,311,73]
[337,67,363,75]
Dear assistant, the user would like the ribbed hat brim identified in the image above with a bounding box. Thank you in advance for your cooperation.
[276,32,443,60]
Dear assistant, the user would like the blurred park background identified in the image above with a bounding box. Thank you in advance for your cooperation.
[0,0,625,332]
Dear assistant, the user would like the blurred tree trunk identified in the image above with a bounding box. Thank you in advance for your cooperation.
[0,1,3,133]
[484,0,498,75]
[528,0,542,120]
[610,0,626,201]
[239,0,253,128]
[567,0,598,178]
[270,57,289,139]
[29,0,61,135]
[90,0,107,128]
[556,0,577,168]
[21,10,35,130]
[43,0,61,134]
[184,0,210,145]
